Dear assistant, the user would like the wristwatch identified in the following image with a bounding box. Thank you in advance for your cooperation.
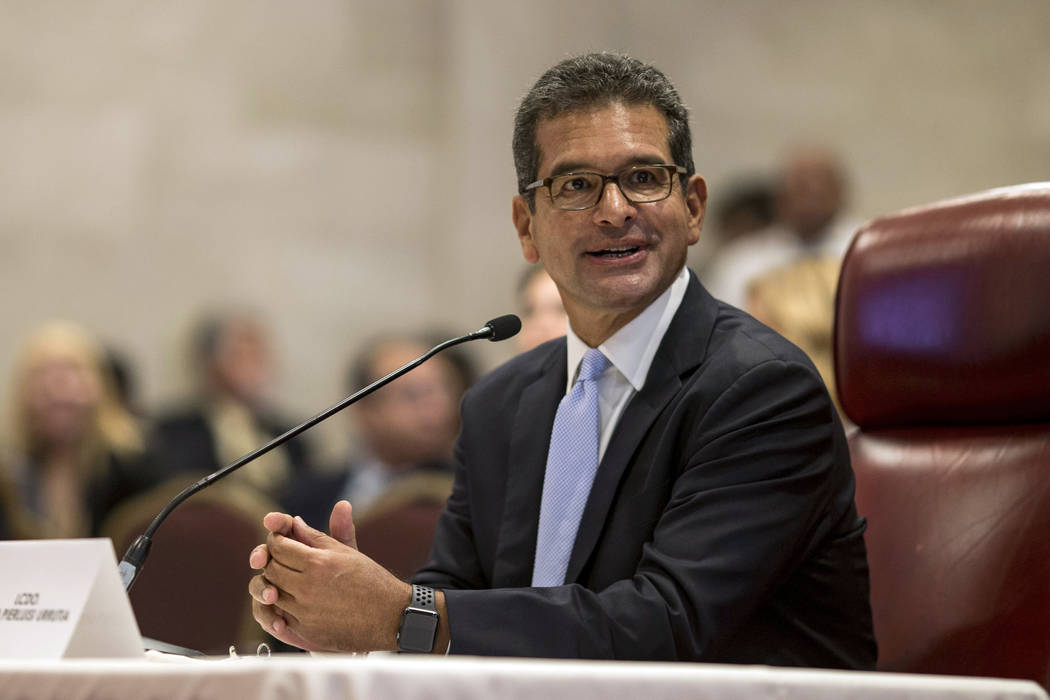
[397,584,439,653]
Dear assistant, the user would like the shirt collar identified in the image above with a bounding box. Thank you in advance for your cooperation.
[565,265,690,393]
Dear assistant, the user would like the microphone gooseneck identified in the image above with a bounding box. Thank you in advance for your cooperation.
[119,315,521,591]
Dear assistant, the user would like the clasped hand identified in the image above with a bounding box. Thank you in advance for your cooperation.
[248,499,411,653]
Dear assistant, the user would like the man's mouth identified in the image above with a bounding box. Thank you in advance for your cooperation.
[586,245,641,259]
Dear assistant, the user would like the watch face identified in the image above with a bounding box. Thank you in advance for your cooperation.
[399,608,439,653]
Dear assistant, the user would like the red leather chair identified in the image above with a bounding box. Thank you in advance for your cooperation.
[834,183,1050,688]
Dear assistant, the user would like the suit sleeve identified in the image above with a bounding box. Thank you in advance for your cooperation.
[412,432,490,590]
[422,358,849,660]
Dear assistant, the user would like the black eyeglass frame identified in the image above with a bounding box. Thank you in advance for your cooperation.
[523,164,688,211]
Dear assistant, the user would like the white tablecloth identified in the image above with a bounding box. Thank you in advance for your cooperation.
[0,654,1045,700]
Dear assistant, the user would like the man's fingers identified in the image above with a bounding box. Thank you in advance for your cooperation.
[266,531,318,571]
[263,511,295,535]
[248,573,280,606]
[262,556,304,599]
[252,596,287,634]
[258,602,321,651]
[273,604,301,628]
[251,595,321,653]
[329,500,358,549]
[252,599,310,649]
[248,572,301,611]
[248,544,270,570]
[274,606,327,653]
[290,514,335,550]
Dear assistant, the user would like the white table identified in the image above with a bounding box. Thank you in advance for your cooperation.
[0,654,1045,700]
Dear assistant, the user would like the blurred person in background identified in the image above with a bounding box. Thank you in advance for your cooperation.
[705,146,857,307]
[423,329,480,405]
[687,178,776,277]
[746,257,842,413]
[516,265,568,353]
[284,333,472,531]
[148,310,313,503]
[104,345,144,419]
[0,321,154,539]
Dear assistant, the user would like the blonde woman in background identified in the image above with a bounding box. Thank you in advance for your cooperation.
[0,321,155,540]
[746,257,842,413]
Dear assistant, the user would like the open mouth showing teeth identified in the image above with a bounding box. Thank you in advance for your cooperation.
[588,246,640,258]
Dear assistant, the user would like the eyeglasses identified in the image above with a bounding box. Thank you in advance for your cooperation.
[524,164,687,211]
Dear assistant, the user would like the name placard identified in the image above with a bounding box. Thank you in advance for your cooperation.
[0,539,143,658]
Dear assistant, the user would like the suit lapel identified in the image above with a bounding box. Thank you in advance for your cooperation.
[564,273,719,583]
[491,344,566,585]
[563,373,681,583]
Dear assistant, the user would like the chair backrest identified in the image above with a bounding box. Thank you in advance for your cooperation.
[833,183,1050,688]
[353,471,453,580]
[101,478,276,655]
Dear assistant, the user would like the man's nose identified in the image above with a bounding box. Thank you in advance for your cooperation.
[593,181,635,227]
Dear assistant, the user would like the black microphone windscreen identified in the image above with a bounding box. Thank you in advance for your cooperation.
[485,314,522,341]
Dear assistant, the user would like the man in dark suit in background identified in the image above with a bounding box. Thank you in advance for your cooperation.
[248,53,875,667]
[149,312,313,504]
[282,333,474,580]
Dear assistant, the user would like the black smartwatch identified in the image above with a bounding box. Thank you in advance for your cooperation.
[397,584,439,653]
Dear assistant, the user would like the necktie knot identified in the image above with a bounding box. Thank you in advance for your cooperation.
[577,348,610,384]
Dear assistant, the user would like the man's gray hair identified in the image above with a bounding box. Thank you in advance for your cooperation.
[512,53,694,204]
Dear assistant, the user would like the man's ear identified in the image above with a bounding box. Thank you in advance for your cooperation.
[684,174,708,246]
[512,195,540,263]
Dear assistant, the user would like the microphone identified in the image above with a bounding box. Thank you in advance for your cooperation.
[480,314,522,342]
[118,314,521,591]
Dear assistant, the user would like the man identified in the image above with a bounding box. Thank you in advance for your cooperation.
[249,53,875,667]
[286,335,465,523]
[705,146,858,308]
[282,334,468,578]
[149,311,313,501]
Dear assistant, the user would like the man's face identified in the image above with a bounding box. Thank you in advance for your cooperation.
[778,151,844,240]
[512,102,706,339]
[353,341,460,468]
[210,320,271,406]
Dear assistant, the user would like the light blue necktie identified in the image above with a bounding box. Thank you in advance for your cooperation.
[532,348,611,587]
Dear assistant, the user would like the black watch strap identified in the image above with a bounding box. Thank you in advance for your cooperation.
[397,584,439,653]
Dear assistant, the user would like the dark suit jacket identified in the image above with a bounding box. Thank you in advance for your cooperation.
[283,457,454,532]
[415,273,876,667]
[147,404,313,501]
[0,449,156,539]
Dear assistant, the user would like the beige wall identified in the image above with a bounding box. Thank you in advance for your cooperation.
[2,0,1047,454]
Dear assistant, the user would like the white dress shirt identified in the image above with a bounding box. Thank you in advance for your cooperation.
[564,265,690,461]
